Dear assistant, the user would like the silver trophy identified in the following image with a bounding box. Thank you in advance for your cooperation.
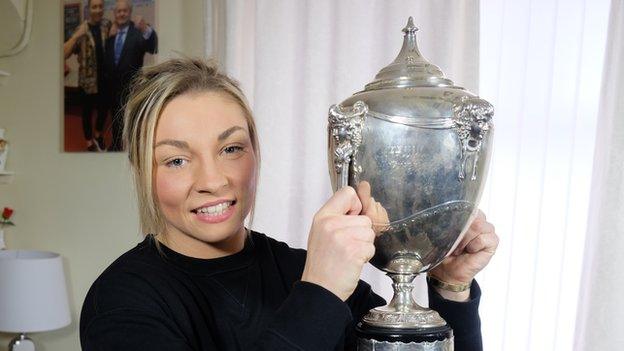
[328,18,493,350]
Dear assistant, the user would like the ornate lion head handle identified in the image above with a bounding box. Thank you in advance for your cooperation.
[328,101,368,189]
[452,96,494,181]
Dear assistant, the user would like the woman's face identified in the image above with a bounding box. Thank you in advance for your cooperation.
[88,0,104,23]
[153,91,257,258]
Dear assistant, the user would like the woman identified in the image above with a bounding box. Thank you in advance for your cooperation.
[80,58,498,350]
[63,0,110,151]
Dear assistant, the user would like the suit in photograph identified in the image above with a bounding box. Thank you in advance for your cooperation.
[104,22,157,151]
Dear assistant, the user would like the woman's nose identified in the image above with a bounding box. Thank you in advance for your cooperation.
[194,159,228,193]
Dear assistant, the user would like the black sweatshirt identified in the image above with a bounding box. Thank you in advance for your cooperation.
[80,232,482,350]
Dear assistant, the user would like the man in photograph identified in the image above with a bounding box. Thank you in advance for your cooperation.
[104,0,157,152]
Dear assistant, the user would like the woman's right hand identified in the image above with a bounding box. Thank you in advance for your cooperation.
[73,22,88,40]
[301,186,376,301]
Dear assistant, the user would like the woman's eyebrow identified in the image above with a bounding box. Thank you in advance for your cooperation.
[218,126,246,142]
[154,139,190,149]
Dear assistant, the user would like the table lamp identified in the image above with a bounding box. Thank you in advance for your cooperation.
[0,250,71,351]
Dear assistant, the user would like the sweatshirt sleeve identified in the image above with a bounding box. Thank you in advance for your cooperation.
[343,279,387,350]
[256,279,387,351]
[80,276,198,351]
[81,309,195,351]
[428,280,483,351]
[252,281,354,350]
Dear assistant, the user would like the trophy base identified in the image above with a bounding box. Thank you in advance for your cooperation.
[356,322,453,351]
[362,305,447,329]
[355,272,454,350]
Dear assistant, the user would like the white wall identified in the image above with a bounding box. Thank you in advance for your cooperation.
[0,1,205,350]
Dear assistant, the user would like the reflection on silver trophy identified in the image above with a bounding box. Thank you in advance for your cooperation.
[328,18,494,350]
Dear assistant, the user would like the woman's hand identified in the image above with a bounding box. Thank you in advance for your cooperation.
[72,22,88,40]
[356,181,390,234]
[429,210,498,301]
[64,21,88,59]
[301,186,376,301]
[134,15,149,33]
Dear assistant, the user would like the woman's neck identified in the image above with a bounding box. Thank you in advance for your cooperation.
[157,227,247,259]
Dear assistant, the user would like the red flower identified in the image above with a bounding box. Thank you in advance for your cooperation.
[2,207,13,220]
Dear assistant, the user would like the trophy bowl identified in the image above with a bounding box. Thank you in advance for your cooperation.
[328,18,493,350]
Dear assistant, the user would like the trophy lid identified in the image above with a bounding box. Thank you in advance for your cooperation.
[343,17,474,119]
[365,17,454,91]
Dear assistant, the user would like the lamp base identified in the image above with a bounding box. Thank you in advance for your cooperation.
[9,333,35,351]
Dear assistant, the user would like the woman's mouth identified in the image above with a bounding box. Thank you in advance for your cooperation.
[192,201,236,224]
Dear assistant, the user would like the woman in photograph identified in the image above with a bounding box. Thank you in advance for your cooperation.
[63,0,110,152]
[79,58,498,351]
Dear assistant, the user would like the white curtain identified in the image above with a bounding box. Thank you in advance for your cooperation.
[205,0,615,349]
[478,0,611,350]
[574,0,624,349]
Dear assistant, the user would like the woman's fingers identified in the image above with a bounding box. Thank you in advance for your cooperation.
[429,210,499,298]
[335,225,376,244]
[334,227,377,263]
[356,181,373,214]
[453,211,495,255]
[317,186,362,216]
[465,232,499,254]
[315,213,372,235]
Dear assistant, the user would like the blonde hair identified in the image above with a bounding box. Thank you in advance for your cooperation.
[123,57,260,237]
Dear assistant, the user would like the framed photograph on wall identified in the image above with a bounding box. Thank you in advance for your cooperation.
[63,0,157,152]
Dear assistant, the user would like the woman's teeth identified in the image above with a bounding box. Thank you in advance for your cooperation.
[196,202,231,216]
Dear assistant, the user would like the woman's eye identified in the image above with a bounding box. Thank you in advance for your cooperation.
[166,158,187,168]
[223,145,244,155]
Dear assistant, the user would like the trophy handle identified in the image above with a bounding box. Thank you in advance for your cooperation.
[328,101,368,189]
[452,96,494,181]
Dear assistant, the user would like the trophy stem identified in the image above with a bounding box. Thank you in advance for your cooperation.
[386,273,425,313]
[361,272,446,329]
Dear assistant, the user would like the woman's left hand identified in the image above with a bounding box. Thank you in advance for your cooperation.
[428,209,499,301]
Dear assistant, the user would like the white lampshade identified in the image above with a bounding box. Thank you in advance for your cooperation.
[0,250,71,333]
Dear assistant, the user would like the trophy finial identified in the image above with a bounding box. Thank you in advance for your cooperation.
[365,17,452,90]
[402,17,418,34]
